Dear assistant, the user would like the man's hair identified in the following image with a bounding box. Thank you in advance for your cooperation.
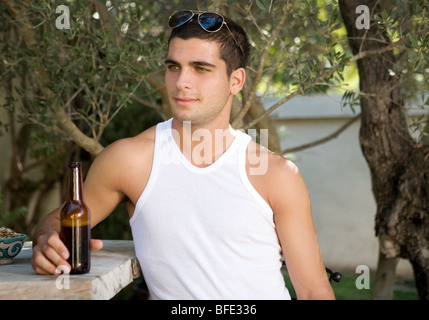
[167,13,251,77]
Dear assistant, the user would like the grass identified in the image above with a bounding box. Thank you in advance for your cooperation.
[114,271,420,300]
[284,271,419,300]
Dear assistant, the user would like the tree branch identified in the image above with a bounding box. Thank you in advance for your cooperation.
[130,94,161,110]
[242,34,410,131]
[242,90,302,131]
[2,0,104,156]
[282,113,361,154]
[231,0,295,128]
[348,36,409,64]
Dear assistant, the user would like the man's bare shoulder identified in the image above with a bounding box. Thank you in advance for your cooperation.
[85,125,157,204]
[104,125,156,157]
[247,140,308,207]
[265,148,310,213]
[90,125,156,172]
[247,139,299,178]
[88,125,156,180]
[267,150,300,178]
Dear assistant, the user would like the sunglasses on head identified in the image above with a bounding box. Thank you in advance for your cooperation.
[168,10,242,55]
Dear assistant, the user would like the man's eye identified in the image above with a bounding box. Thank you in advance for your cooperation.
[168,65,179,71]
[196,67,207,73]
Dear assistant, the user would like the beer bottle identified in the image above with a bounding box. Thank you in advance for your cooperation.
[60,161,91,274]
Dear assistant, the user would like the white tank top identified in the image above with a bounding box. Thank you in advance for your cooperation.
[130,119,291,300]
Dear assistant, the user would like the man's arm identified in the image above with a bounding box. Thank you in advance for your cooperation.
[267,155,335,300]
[31,139,134,275]
[31,128,155,275]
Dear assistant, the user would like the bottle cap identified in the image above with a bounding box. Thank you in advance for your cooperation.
[69,161,82,168]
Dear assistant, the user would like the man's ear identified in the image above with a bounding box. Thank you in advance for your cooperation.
[230,68,246,96]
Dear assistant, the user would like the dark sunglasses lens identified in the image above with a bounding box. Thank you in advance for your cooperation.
[169,10,193,28]
[198,13,223,32]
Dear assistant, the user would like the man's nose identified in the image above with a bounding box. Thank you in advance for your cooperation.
[175,68,193,90]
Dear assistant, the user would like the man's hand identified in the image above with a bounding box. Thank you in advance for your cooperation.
[31,231,103,275]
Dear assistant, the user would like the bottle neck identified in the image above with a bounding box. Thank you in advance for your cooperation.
[68,162,84,201]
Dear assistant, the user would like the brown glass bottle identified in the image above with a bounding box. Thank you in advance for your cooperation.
[60,161,91,274]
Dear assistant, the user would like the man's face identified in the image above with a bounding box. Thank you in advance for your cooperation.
[165,38,234,127]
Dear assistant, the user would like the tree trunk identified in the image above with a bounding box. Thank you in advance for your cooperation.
[339,0,429,299]
[240,79,281,154]
[371,250,399,299]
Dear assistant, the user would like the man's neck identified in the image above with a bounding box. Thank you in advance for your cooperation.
[171,118,236,168]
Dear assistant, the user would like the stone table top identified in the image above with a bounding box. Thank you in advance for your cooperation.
[0,240,141,300]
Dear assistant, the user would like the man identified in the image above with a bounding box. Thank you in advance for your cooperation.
[31,10,335,300]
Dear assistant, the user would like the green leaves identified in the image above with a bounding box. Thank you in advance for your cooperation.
[255,0,274,12]
[341,90,360,114]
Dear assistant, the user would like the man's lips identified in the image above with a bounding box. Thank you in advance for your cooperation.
[174,97,198,106]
